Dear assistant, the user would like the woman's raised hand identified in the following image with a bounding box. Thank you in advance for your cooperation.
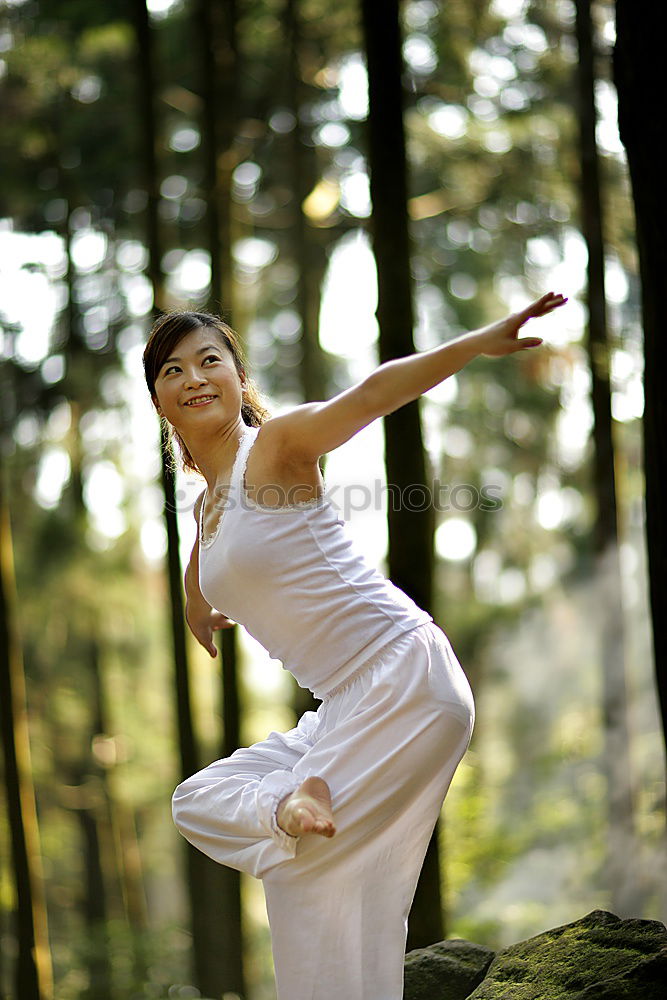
[476,292,568,358]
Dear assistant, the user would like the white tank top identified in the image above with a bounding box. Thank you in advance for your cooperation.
[198,425,432,698]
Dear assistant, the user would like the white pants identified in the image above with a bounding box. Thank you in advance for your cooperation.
[172,622,475,1000]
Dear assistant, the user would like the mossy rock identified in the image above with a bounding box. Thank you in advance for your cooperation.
[404,938,496,1000]
[576,946,667,997]
[467,909,667,1000]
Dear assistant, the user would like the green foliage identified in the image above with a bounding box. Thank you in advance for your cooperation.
[0,0,661,996]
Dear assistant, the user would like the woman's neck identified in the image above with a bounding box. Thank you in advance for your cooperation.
[181,416,247,489]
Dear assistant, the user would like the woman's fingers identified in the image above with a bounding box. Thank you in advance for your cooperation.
[188,625,216,657]
[514,292,566,329]
[516,337,543,350]
[187,613,234,657]
[544,292,567,311]
[530,291,567,317]
[211,612,236,630]
[196,613,236,657]
[194,614,236,657]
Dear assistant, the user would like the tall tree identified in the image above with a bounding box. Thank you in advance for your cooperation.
[198,0,237,314]
[132,2,227,995]
[574,0,639,913]
[360,0,441,949]
[284,0,329,408]
[0,464,53,1000]
[614,2,667,768]
[71,639,114,1000]
[284,0,329,722]
[196,0,246,993]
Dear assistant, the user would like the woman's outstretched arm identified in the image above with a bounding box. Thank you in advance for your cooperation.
[362,291,566,412]
[267,292,566,463]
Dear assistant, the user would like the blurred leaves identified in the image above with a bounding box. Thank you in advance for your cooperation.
[0,0,661,995]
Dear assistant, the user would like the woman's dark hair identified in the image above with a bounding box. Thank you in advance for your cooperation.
[143,311,270,475]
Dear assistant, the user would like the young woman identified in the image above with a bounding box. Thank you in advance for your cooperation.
[143,291,566,1000]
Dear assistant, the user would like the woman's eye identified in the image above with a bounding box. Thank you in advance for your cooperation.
[163,356,219,375]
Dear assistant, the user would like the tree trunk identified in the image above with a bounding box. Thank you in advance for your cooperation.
[90,630,150,982]
[133,3,226,994]
[574,0,640,913]
[218,627,245,994]
[198,0,237,315]
[614,2,667,773]
[159,269,225,999]
[114,802,150,985]
[73,774,113,1000]
[285,0,328,721]
[359,0,441,948]
[81,635,118,1000]
[285,0,329,407]
[63,216,150,980]
[0,463,53,1000]
[134,0,163,315]
[196,0,247,993]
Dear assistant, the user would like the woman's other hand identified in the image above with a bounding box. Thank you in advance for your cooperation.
[186,605,236,657]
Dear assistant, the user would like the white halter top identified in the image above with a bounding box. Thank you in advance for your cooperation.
[198,425,432,698]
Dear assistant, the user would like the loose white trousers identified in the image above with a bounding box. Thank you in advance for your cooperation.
[172,622,475,1000]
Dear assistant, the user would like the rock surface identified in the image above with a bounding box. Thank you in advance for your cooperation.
[403,938,495,1000]
[577,946,667,997]
[404,910,667,1000]
[469,910,667,999]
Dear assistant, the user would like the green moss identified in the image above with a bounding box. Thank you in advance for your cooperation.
[468,911,667,999]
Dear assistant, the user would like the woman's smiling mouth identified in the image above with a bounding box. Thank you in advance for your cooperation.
[184,395,217,407]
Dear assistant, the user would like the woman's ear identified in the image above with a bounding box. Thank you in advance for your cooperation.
[152,395,164,417]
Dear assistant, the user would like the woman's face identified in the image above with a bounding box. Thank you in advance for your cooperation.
[152,327,245,432]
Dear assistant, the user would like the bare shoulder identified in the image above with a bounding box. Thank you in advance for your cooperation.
[248,381,378,464]
[252,416,314,470]
[245,418,323,502]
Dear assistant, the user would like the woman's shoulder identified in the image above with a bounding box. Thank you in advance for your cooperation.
[246,418,324,505]
[252,416,311,472]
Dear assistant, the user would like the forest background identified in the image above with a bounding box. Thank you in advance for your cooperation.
[1,0,665,999]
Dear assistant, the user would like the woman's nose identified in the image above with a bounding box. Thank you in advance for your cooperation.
[183,369,207,388]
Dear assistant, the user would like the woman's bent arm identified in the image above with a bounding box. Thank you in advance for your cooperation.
[184,495,235,657]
